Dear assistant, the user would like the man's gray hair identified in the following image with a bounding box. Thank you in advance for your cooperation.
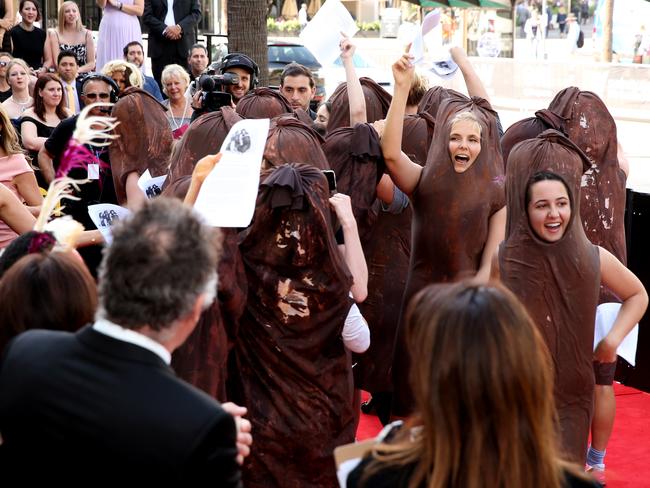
[98,198,220,330]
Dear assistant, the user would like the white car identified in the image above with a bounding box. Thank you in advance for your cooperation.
[320,52,393,100]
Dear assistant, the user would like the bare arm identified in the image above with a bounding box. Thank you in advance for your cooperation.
[596,246,648,362]
[476,206,506,283]
[20,119,47,152]
[381,48,422,195]
[0,0,13,29]
[74,229,105,247]
[78,30,96,73]
[45,29,60,70]
[124,171,146,210]
[12,172,43,216]
[38,145,56,185]
[0,184,36,235]
[331,193,368,303]
[184,153,222,206]
[450,46,490,102]
[105,0,144,16]
[339,33,365,125]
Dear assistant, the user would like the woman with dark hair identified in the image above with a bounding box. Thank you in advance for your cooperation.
[9,0,47,71]
[0,250,97,352]
[498,131,647,464]
[348,281,600,488]
[20,73,71,186]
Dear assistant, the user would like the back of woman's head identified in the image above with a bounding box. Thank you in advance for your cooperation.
[0,251,96,351]
[391,282,564,487]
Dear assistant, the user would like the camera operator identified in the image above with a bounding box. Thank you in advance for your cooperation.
[189,53,259,122]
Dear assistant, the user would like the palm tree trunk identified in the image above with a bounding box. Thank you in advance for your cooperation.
[227,0,269,86]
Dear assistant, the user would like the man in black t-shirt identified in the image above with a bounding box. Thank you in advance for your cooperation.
[38,76,118,274]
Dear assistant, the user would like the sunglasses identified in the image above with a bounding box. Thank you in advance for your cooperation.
[84,92,110,100]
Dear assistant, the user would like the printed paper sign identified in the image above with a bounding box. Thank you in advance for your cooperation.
[87,203,131,244]
[193,118,270,228]
[137,169,167,199]
[299,0,358,67]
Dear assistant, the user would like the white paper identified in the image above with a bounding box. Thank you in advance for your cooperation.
[299,0,358,67]
[193,118,270,228]
[336,458,362,488]
[137,169,167,199]
[594,302,639,366]
[411,9,441,64]
[87,204,132,244]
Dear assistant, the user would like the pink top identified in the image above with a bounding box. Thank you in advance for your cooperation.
[0,154,33,248]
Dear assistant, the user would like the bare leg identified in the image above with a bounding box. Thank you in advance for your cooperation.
[591,385,616,452]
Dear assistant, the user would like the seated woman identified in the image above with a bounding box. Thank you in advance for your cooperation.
[0,105,41,248]
[9,0,48,72]
[0,183,36,250]
[20,73,72,187]
[101,59,143,95]
[347,281,601,488]
[160,64,193,139]
[1,59,33,124]
[497,131,647,464]
[44,1,95,73]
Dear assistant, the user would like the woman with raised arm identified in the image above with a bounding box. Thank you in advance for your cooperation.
[44,1,95,73]
[382,46,506,417]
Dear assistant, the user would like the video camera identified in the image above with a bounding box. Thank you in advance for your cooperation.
[190,65,240,113]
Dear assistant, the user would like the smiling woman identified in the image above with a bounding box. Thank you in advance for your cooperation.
[526,171,571,242]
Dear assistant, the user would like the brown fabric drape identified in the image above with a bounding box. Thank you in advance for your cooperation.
[322,123,385,242]
[392,96,506,416]
[499,130,600,464]
[171,230,247,401]
[500,87,627,302]
[236,87,293,120]
[417,85,467,119]
[326,78,392,132]
[109,87,173,204]
[264,114,329,170]
[164,107,242,189]
[353,113,435,396]
[231,163,355,488]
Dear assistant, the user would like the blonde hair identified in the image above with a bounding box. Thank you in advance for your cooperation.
[5,59,31,88]
[407,72,429,108]
[102,60,144,89]
[160,64,190,95]
[58,1,84,32]
[0,105,27,156]
[450,110,482,136]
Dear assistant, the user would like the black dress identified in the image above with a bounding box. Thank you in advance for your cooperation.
[20,115,56,188]
[9,25,47,70]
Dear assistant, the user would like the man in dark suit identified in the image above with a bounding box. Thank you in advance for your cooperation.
[0,198,249,485]
[57,50,84,114]
[143,0,201,87]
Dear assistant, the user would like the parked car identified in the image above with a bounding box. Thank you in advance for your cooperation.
[320,52,393,99]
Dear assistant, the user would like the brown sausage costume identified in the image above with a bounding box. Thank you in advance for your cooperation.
[264,115,329,170]
[417,85,467,119]
[164,107,242,189]
[353,113,436,400]
[108,87,173,204]
[500,87,627,302]
[392,96,506,416]
[236,87,293,119]
[326,77,392,131]
[499,130,600,464]
[231,163,355,488]
[322,123,384,242]
[171,228,247,401]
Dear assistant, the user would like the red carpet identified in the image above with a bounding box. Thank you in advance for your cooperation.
[356,384,650,487]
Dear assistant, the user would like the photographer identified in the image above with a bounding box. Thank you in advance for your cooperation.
[189,53,258,121]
